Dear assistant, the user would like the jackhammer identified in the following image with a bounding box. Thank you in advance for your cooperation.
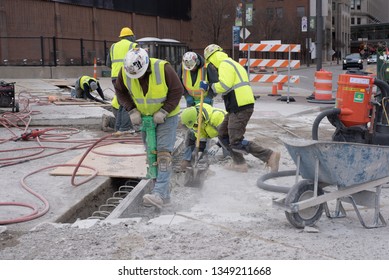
[312,70,389,146]
[141,116,157,179]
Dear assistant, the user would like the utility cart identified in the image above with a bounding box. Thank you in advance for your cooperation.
[0,80,19,112]
[272,138,388,229]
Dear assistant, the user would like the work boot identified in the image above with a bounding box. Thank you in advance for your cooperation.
[224,162,248,173]
[180,160,191,171]
[101,114,110,132]
[143,193,164,209]
[266,151,281,173]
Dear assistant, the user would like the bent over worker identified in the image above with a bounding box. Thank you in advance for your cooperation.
[201,44,280,173]
[180,103,228,169]
[115,48,184,209]
[74,75,106,103]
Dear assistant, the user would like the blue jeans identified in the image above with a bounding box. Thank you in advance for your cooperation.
[143,115,178,200]
[115,105,133,131]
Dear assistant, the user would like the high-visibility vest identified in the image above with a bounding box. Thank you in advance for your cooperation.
[79,76,97,91]
[194,103,226,139]
[122,58,180,116]
[111,95,120,109]
[110,39,138,79]
[182,65,207,99]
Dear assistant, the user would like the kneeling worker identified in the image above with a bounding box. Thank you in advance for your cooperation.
[181,103,280,173]
[180,103,227,169]
[74,75,106,103]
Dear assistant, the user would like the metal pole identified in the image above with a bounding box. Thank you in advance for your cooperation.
[52,36,57,67]
[316,0,323,71]
[242,0,246,44]
[40,36,44,66]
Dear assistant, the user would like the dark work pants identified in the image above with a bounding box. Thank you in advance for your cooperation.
[218,107,272,165]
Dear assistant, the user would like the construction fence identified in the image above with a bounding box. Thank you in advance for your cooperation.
[0,36,114,67]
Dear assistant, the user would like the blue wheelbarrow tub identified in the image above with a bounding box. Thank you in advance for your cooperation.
[282,137,389,188]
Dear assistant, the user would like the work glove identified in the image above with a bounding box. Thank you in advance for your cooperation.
[199,80,209,92]
[128,108,142,125]
[207,144,220,157]
[153,109,168,124]
[203,96,213,106]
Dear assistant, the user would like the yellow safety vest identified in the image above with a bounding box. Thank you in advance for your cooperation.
[110,39,138,79]
[122,58,180,116]
[182,65,207,99]
[79,76,97,91]
[111,95,120,109]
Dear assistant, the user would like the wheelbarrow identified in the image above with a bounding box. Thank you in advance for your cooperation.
[270,137,388,229]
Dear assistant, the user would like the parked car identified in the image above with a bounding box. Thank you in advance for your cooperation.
[367,54,377,64]
[343,53,363,70]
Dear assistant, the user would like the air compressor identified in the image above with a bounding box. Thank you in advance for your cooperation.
[312,70,389,145]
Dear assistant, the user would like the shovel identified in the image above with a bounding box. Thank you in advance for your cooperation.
[184,89,208,187]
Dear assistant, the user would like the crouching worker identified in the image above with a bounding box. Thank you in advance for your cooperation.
[180,103,228,170]
[114,48,183,209]
[74,75,106,103]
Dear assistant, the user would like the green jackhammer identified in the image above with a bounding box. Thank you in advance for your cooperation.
[141,116,157,179]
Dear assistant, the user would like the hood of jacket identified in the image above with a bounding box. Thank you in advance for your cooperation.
[208,51,228,69]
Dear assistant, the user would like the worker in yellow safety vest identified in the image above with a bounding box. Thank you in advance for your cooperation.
[102,27,138,132]
[180,103,229,170]
[200,44,281,173]
[115,48,184,209]
[177,51,218,107]
[74,76,106,103]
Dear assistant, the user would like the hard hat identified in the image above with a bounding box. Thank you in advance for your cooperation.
[204,44,223,60]
[90,81,98,91]
[182,52,199,71]
[123,48,150,79]
[119,27,134,38]
[181,106,198,128]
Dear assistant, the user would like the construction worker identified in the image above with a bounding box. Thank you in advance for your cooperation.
[177,51,218,107]
[115,47,183,209]
[200,44,280,173]
[74,75,106,103]
[180,103,228,169]
[177,51,218,169]
[103,27,138,132]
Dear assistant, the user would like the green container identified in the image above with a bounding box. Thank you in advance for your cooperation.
[101,70,111,77]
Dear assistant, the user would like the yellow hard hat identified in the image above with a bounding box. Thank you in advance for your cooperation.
[119,27,134,37]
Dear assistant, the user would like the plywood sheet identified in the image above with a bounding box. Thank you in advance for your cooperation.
[50,143,147,178]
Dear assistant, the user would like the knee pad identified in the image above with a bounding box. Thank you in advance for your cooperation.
[157,151,172,172]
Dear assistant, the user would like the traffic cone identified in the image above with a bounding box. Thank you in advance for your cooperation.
[268,68,281,96]
[93,57,97,79]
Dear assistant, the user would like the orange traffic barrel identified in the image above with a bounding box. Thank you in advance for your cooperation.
[314,69,333,100]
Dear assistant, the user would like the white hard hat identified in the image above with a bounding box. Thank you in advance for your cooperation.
[90,81,98,91]
[204,44,223,61]
[182,52,199,71]
[123,48,150,79]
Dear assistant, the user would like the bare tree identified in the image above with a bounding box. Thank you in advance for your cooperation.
[192,0,235,47]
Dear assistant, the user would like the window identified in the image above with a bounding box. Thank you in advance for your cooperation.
[297,6,305,17]
[357,17,361,24]
[276,7,283,18]
[356,0,361,10]
[266,8,274,19]
[351,17,355,24]
[351,0,355,10]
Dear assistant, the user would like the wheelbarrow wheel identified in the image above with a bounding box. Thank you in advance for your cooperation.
[284,179,324,229]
